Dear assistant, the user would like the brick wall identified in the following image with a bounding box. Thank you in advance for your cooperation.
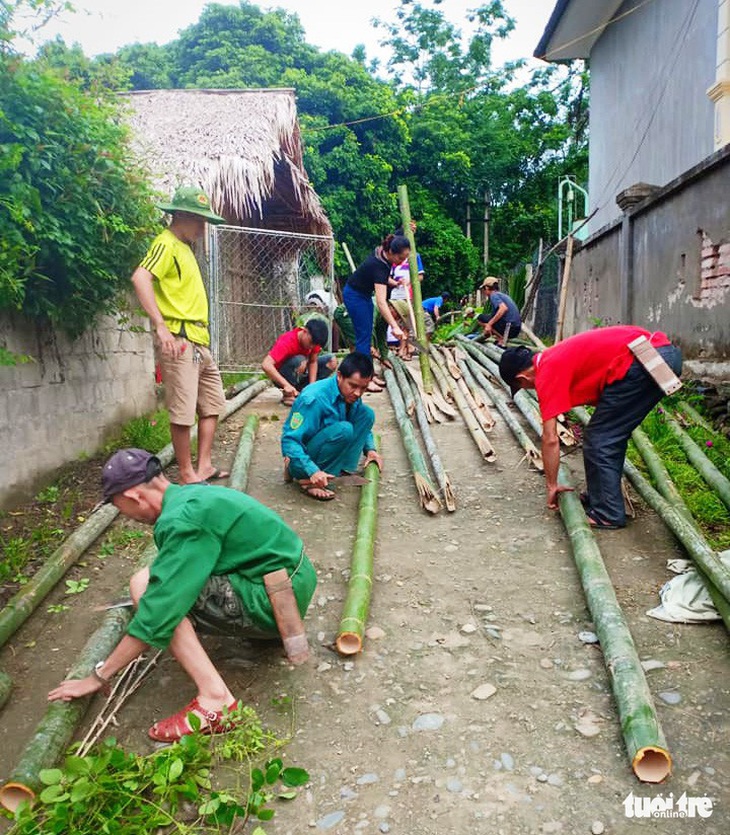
[0,309,156,508]
[697,233,730,304]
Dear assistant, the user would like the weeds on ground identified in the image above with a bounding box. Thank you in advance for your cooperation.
[5,702,308,835]
[115,409,171,454]
[221,371,261,389]
[629,405,730,551]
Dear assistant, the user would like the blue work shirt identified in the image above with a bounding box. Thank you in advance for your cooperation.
[422,296,443,315]
[281,375,376,478]
[488,291,522,327]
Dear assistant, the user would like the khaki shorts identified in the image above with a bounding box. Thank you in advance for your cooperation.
[158,336,226,426]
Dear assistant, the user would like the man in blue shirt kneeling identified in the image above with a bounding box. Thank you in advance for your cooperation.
[281,352,383,501]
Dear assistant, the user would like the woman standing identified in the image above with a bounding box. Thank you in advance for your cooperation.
[343,235,409,388]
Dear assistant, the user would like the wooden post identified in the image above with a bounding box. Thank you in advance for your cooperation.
[555,234,574,341]
[341,241,357,273]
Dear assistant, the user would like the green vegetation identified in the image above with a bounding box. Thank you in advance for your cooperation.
[7,0,587,318]
[629,407,730,551]
[116,409,171,454]
[6,704,309,835]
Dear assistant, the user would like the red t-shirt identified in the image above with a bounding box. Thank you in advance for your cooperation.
[268,328,320,369]
[535,326,671,420]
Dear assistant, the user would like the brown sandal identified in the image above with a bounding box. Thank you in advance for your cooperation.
[300,484,336,501]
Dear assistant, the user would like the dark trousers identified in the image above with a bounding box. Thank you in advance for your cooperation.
[582,344,682,525]
[493,320,522,340]
[279,354,334,390]
[343,284,374,355]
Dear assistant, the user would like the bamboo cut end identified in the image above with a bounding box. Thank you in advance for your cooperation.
[0,782,35,813]
[632,746,672,783]
[336,631,362,655]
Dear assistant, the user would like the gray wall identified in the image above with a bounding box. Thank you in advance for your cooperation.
[0,310,156,508]
[565,146,730,358]
[588,0,716,232]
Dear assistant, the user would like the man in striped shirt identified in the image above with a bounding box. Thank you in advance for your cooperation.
[131,187,228,484]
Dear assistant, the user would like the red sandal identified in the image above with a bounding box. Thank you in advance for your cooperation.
[148,697,240,742]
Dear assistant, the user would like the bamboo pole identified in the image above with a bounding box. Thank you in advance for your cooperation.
[631,428,730,629]
[0,671,11,711]
[397,184,433,392]
[229,414,259,492]
[464,356,543,471]
[556,473,672,783]
[384,369,442,514]
[392,357,456,512]
[664,412,730,511]
[391,356,416,417]
[555,234,574,342]
[341,241,357,273]
[570,407,730,603]
[402,360,456,422]
[0,504,119,649]
[0,543,159,812]
[520,323,547,352]
[336,438,381,654]
[676,401,714,432]
[455,355,496,429]
[227,375,264,397]
[429,347,496,462]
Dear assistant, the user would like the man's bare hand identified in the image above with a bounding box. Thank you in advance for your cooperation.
[546,484,574,509]
[282,384,297,400]
[156,323,185,358]
[308,470,334,489]
[390,324,404,340]
[364,450,383,470]
[48,675,102,702]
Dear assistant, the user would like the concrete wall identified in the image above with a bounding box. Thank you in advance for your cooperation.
[565,145,730,358]
[0,309,156,508]
[588,0,716,232]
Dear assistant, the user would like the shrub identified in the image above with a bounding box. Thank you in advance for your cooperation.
[0,55,158,337]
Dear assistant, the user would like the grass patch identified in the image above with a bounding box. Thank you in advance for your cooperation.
[117,409,171,453]
[629,406,730,551]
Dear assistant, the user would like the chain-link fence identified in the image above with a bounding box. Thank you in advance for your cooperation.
[207,226,334,370]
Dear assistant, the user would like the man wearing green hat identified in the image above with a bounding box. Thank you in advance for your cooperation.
[132,186,229,484]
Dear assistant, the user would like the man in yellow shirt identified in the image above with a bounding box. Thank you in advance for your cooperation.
[131,187,228,484]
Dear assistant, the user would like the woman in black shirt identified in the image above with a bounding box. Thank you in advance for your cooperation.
[343,235,409,368]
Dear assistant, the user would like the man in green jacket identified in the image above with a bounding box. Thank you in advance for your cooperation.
[48,449,317,741]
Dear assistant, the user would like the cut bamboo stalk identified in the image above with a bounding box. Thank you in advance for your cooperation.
[456,376,493,434]
[400,368,457,512]
[391,357,416,417]
[676,400,714,432]
[556,470,672,783]
[336,439,381,654]
[398,185,432,392]
[428,349,456,404]
[520,323,547,352]
[229,414,259,492]
[0,543,159,812]
[622,459,730,602]
[569,408,730,602]
[444,350,461,379]
[455,356,496,429]
[0,671,11,711]
[341,241,357,272]
[464,357,543,472]
[664,412,730,511]
[401,363,448,423]
[555,234,575,342]
[632,428,730,629]
[227,376,264,396]
[429,347,496,462]
[0,504,119,650]
[384,369,442,514]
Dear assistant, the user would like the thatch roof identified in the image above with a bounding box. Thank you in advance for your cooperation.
[123,88,331,237]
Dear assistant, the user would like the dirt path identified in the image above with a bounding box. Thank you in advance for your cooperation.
[1,385,728,834]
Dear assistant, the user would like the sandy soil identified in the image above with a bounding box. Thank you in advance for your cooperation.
[1,384,728,834]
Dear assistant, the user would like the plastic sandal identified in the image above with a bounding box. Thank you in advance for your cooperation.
[585,509,624,530]
[148,697,239,742]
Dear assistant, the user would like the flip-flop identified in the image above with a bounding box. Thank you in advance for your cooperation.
[148,697,240,742]
[204,468,230,481]
[585,509,623,530]
[300,484,336,501]
[579,491,590,507]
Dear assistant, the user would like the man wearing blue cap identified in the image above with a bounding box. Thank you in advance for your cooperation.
[131,186,229,485]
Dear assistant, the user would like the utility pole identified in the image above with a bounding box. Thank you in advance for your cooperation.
[466,200,471,240]
[483,190,490,270]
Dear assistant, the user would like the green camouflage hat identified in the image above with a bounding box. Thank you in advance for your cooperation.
[156,186,225,224]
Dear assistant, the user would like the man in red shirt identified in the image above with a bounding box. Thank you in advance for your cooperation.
[499,326,682,529]
[263,319,337,406]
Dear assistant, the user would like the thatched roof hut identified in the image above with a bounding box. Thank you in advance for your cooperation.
[124,88,331,237]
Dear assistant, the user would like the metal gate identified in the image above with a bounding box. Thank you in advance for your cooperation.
[207,226,334,370]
